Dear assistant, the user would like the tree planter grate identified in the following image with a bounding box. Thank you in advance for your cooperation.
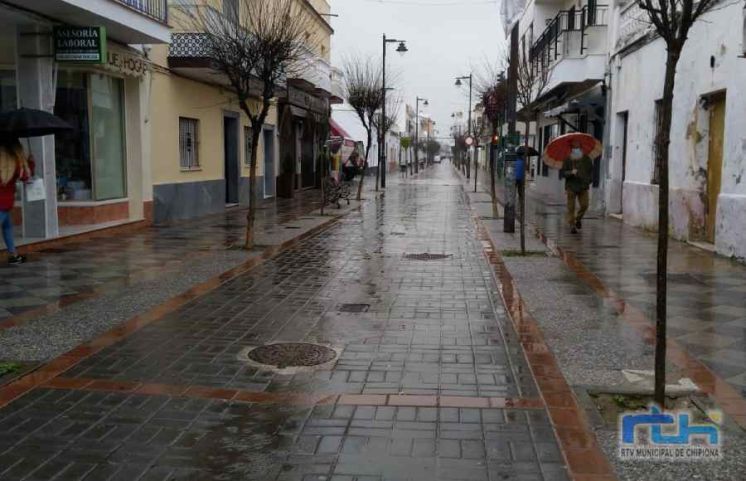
[247,343,337,368]
[338,303,370,313]
[404,253,452,261]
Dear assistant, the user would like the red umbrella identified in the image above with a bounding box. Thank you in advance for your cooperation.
[542,132,602,169]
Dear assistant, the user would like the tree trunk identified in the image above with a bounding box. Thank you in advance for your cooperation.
[357,128,373,201]
[244,128,262,250]
[654,48,681,408]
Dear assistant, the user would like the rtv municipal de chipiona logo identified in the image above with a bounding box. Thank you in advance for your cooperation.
[619,405,722,461]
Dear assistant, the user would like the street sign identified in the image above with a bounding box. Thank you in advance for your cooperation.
[464,136,474,147]
[54,26,107,64]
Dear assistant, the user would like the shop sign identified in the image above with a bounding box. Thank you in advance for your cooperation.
[288,86,328,115]
[54,26,107,63]
[106,47,150,78]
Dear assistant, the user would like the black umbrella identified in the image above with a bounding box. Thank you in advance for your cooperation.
[0,108,72,138]
[516,145,540,157]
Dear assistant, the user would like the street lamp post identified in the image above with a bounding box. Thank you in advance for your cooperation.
[380,34,407,189]
[415,97,428,174]
[455,74,473,181]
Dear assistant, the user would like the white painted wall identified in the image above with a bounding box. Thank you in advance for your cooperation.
[606,1,746,259]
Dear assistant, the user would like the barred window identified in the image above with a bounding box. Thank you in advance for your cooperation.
[244,126,253,166]
[179,117,200,170]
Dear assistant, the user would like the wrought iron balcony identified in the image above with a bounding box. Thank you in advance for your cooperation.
[531,4,609,71]
[113,0,168,24]
[169,33,212,60]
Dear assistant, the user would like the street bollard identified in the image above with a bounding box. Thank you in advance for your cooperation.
[503,150,517,233]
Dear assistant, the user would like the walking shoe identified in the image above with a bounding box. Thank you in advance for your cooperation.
[7,255,26,265]
[570,226,578,234]
[575,219,582,230]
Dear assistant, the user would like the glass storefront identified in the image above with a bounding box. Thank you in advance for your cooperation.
[54,71,126,201]
[0,70,16,112]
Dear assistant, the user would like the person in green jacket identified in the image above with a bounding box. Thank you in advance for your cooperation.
[560,141,593,234]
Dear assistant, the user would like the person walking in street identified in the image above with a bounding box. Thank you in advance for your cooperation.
[0,138,33,265]
[561,141,593,234]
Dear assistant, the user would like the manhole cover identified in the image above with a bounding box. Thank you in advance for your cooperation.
[247,343,337,368]
[285,226,301,229]
[339,303,370,313]
[404,253,452,261]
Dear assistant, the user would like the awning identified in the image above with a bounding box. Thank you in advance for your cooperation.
[330,118,353,139]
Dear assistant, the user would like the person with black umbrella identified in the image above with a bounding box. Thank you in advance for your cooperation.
[0,137,34,265]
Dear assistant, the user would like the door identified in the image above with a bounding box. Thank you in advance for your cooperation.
[263,128,275,198]
[706,94,725,243]
[619,112,628,212]
[224,116,239,205]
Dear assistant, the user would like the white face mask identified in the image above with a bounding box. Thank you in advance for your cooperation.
[570,148,583,159]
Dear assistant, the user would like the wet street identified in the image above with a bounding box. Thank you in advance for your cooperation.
[0,167,575,481]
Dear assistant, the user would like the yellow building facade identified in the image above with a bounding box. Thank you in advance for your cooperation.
[149,0,332,224]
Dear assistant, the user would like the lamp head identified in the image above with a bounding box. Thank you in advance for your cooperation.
[455,78,462,87]
[423,100,429,106]
[396,42,408,55]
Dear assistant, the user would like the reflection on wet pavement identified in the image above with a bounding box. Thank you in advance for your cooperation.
[522,193,746,397]
[0,167,574,481]
[0,190,325,323]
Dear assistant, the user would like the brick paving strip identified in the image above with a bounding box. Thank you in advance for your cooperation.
[0,213,348,408]
[472,214,618,481]
[38,377,545,409]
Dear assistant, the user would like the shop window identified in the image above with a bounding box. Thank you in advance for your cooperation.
[0,70,17,112]
[54,72,126,202]
[91,75,126,200]
[244,126,253,166]
[179,117,200,170]
[55,71,92,201]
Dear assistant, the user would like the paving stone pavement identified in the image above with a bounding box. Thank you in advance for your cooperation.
[0,189,329,322]
[515,184,746,399]
[0,166,579,481]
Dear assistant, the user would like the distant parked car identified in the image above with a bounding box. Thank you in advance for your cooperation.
[434,155,441,163]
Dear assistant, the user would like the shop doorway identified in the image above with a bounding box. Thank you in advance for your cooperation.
[617,111,629,214]
[301,121,316,189]
[224,115,239,205]
[263,127,275,198]
[706,93,725,243]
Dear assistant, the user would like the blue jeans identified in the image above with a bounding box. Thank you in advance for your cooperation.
[0,210,16,255]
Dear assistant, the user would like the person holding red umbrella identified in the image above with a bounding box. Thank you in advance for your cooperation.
[560,140,593,234]
[543,133,601,234]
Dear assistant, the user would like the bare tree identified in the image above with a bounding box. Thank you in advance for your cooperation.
[510,47,552,255]
[480,80,508,219]
[371,95,402,190]
[342,57,383,200]
[176,0,314,249]
[636,0,717,408]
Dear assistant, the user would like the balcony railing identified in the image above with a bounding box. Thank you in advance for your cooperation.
[169,33,212,58]
[113,0,168,23]
[531,4,609,71]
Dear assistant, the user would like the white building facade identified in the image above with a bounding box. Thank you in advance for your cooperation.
[605,0,746,259]
[508,0,746,260]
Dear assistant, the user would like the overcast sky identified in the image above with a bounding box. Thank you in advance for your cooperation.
[329,0,507,143]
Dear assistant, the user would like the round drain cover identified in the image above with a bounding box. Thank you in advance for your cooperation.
[247,343,337,368]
